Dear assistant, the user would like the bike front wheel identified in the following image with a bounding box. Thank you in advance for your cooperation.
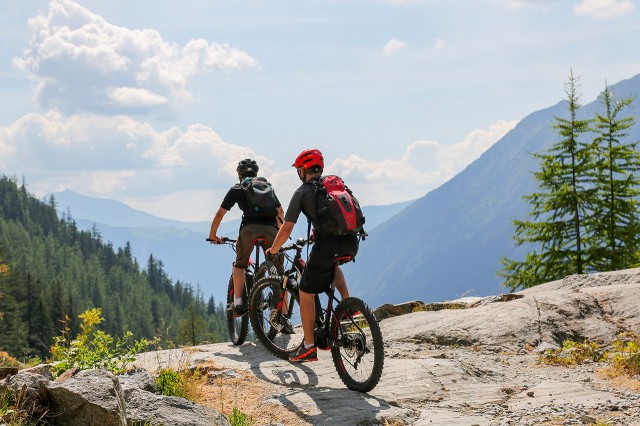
[226,275,248,346]
[255,260,279,281]
[330,297,384,392]
[249,277,304,359]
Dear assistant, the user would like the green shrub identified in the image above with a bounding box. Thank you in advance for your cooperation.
[228,407,253,426]
[50,308,149,378]
[539,339,608,365]
[152,350,203,402]
[155,369,187,398]
[608,334,640,377]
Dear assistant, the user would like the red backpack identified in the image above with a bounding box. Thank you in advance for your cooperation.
[312,175,365,236]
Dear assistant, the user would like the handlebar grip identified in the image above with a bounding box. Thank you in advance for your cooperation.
[206,237,236,243]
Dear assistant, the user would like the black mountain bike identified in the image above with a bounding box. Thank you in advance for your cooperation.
[248,236,384,392]
[207,237,277,345]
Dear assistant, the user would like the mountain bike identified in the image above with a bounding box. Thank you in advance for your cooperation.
[248,236,384,392]
[207,237,277,345]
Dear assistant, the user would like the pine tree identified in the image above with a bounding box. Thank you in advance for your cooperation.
[590,82,640,270]
[178,302,207,346]
[0,174,231,359]
[207,295,216,315]
[0,272,28,357]
[0,252,9,322]
[500,71,595,290]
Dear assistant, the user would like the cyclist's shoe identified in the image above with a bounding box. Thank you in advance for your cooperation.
[282,319,295,335]
[289,345,318,362]
[227,304,247,317]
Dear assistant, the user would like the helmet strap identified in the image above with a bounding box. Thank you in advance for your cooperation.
[297,168,306,182]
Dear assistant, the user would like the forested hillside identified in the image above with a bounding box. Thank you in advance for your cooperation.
[0,175,228,362]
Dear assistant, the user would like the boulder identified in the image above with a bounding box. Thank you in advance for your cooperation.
[374,300,425,320]
[47,369,128,426]
[1,368,230,426]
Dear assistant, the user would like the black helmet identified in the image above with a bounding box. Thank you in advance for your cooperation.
[236,158,259,177]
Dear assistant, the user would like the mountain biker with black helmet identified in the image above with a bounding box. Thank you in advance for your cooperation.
[209,158,285,316]
[266,149,359,362]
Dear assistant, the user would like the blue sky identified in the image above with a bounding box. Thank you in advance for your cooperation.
[1,0,639,222]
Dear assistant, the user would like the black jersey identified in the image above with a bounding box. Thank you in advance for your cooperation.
[221,183,281,228]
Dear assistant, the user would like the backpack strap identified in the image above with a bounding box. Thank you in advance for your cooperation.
[305,176,323,258]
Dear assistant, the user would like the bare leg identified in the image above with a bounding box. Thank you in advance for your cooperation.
[334,266,350,300]
[299,290,316,346]
[233,266,245,301]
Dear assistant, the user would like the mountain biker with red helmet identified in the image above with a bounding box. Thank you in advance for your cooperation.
[266,149,359,362]
[209,158,285,316]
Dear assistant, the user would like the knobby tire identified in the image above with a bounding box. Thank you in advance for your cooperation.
[249,276,304,359]
[226,275,249,346]
[226,259,275,346]
[330,297,384,392]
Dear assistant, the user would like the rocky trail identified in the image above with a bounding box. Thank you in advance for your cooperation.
[4,269,640,425]
[133,268,640,425]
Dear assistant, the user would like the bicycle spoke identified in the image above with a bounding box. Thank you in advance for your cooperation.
[330,297,384,392]
[249,277,304,359]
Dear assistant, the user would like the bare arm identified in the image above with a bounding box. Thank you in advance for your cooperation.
[208,207,228,243]
[277,206,285,227]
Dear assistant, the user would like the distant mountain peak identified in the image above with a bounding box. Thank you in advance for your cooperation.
[50,189,210,232]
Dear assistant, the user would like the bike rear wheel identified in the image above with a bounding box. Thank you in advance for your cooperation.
[226,275,249,346]
[330,297,384,392]
[249,277,304,359]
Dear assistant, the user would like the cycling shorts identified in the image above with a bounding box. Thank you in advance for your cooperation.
[299,234,359,294]
[234,224,279,270]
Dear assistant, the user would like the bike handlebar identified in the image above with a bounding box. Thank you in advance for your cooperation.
[206,237,236,244]
[279,237,310,253]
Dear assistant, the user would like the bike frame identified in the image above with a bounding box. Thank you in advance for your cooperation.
[207,236,268,294]
[278,239,357,350]
[253,232,382,392]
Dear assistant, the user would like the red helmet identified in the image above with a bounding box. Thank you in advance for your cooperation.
[292,149,324,170]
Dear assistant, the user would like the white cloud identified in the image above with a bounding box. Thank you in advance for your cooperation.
[573,0,634,19]
[1,106,517,220]
[0,111,265,199]
[434,38,446,50]
[328,119,518,205]
[108,87,168,108]
[382,38,408,56]
[13,0,258,116]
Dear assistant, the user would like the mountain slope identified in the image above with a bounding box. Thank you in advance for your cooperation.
[348,73,640,306]
[51,191,413,302]
[0,176,229,360]
[53,189,212,233]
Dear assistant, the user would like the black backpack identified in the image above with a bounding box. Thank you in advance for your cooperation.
[241,176,278,218]
[312,175,365,236]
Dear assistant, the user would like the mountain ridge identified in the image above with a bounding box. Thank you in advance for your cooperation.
[347,73,640,306]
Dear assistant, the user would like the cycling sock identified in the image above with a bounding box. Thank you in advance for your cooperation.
[304,342,314,350]
[234,297,243,306]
